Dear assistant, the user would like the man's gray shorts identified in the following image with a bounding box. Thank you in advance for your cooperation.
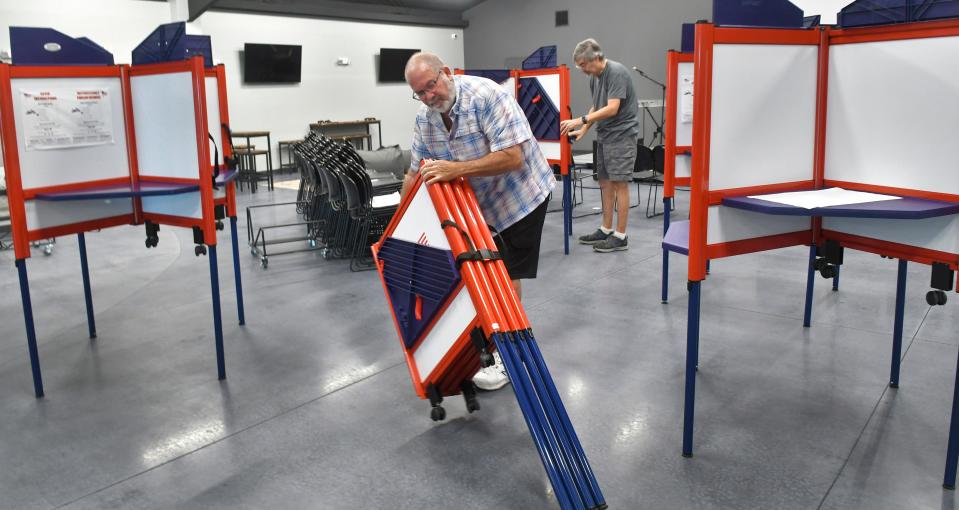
[596,139,637,182]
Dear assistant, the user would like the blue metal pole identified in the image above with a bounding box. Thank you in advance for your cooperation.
[832,265,841,292]
[683,280,701,457]
[77,233,97,339]
[208,245,226,380]
[229,217,246,326]
[890,259,907,388]
[706,259,710,275]
[803,245,817,328]
[662,197,671,303]
[563,174,571,255]
[494,334,576,510]
[515,332,595,509]
[16,259,44,398]
[943,345,959,490]
[521,330,605,507]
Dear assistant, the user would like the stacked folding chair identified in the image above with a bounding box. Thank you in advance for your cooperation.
[372,173,607,510]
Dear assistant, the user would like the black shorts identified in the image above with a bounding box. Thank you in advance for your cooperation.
[492,197,549,280]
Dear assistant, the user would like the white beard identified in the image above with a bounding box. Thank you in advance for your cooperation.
[428,89,456,114]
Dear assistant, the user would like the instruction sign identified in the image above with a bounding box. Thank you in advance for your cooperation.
[20,88,115,150]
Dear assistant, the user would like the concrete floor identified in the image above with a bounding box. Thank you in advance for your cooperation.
[1,179,958,509]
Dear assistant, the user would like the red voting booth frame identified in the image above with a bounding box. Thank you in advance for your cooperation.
[673,19,959,489]
[0,57,245,399]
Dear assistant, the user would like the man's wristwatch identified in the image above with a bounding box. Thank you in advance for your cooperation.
[581,115,589,125]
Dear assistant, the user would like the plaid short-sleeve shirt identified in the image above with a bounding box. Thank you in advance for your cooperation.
[410,75,554,232]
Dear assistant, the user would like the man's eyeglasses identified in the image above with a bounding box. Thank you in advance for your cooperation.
[411,71,443,101]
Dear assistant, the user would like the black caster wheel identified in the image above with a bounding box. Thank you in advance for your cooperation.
[261,257,268,269]
[479,351,494,367]
[216,220,224,231]
[145,239,152,249]
[813,258,827,271]
[927,290,947,306]
[819,265,836,279]
[194,245,207,256]
[430,406,446,421]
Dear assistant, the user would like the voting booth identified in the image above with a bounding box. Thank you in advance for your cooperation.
[0,45,245,397]
[663,16,959,489]
[373,174,606,510]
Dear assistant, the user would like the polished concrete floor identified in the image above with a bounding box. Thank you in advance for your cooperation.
[2,178,959,509]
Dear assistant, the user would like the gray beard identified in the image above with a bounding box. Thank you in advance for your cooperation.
[428,90,456,114]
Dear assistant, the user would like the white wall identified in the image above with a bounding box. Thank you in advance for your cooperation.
[0,0,464,166]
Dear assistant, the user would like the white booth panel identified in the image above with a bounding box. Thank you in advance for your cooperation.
[708,44,818,191]
[12,77,130,190]
[131,72,202,180]
[205,76,223,167]
[677,62,694,147]
[25,198,132,230]
[824,216,959,256]
[825,36,959,195]
[142,192,203,219]
[676,154,692,179]
[707,205,810,245]
[413,288,477,382]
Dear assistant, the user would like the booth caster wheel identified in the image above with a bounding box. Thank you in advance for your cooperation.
[216,220,224,231]
[43,245,53,256]
[430,405,446,421]
[927,290,947,306]
[461,381,480,413]
[145,236,159,249]
[194,245,207,257]
[261,257,268,269]
[818,264,836,279]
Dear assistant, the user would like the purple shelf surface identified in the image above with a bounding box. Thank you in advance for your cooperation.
[35,171,237,202]
[722,194,959,220]
[663,220,690,255]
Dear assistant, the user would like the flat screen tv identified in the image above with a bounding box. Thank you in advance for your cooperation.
[244,43,301,84]
[379,48,419,83]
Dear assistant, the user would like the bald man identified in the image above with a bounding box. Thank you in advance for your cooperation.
[403,52,554,391]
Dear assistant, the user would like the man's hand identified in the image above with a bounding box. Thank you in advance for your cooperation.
[420,159,463,184]
[560,117,584,136]
[567,128,587,141]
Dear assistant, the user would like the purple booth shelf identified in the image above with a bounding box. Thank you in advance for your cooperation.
[34,171,237,201]
[663,220,690,255]
[722,194,959,220]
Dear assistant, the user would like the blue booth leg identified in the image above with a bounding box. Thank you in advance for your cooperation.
[563,174,571,255]
[683,280,702,457]
[522,330,605,507]
[662,198,671,304]
[832,265,841,291]
[78,233,97,339]
[230,217,246,326]
[890,260,907,388]
[495,333,577,510]
[16,259,44,398]
[944,345,959,490]
[208,245,226,380]
[803,245,817,327]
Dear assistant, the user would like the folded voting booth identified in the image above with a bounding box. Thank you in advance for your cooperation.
[661,12,959,489]
[372,175,605,510]
[1,26,245,398]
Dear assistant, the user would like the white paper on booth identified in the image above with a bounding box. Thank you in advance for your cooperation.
[680,75,694,124]
[20,88,115,151]
[748,187,901,209]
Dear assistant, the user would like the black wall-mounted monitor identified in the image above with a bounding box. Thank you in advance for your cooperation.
[379,48,419,83]
[243,43,301,84]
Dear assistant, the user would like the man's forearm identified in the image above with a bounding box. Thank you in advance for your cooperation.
[456,145,523,178]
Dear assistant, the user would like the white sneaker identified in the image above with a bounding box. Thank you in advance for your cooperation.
[473,351,510,391]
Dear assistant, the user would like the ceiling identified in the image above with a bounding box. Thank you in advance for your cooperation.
[181,0,487,27]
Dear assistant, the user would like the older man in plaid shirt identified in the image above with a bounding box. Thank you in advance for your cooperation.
[402,52,553,391]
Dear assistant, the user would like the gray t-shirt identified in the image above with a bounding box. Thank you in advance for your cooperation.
[590,59,640,143]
